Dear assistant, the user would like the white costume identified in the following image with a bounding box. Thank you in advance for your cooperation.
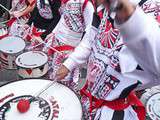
[63,0,160,119]
[44,0,94,86]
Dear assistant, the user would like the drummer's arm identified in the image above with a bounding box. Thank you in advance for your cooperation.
[61,1,95,71]
[83,0,95,33]
[55,25,98,80]
[63,27,96,71]
[19,0,36,16]
[114,0,160,82]
[11,0,36,18]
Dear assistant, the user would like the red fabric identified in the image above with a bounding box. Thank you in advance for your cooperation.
[0,34,8,39]
[82,0,88,12]
[25,35,32,42]
[156,15,160,23]
[98,10,103,19]
[29,0,36,6]
[32,26,44,37]
[6,18,17,27]
[80,83,146,120]
[48,45,75,55]
[61,0,69,4]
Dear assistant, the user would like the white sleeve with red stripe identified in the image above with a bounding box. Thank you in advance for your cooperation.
[115,6,160,86]
[63,26,98,71]
[83,0,95,32]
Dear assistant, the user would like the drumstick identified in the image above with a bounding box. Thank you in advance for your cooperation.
[0,4,21,24]
[0,4,10,13]
[0,4,11,24]
[27,42,43,50]
[33,36,63,55]
[34,79,58,98]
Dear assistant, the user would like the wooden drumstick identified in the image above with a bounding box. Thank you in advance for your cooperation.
[35,79,57,98]
[0,4,10,13]
[33,36,63,55]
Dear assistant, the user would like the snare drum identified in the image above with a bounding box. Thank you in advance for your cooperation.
[0,79,82,120]
[140,85,160,120]
[0,36,25,69]
[16,51,49,78]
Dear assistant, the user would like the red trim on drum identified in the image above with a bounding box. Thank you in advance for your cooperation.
[0,34,9,39]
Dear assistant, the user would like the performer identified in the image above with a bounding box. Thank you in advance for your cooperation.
[43,0,94,88]
[55,0,160,119]
[27,0,61,39]
[8,0,36,38]
[9,0,61,47]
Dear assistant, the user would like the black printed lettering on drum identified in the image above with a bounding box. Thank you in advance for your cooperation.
[0,93,14,103]
[49,96,60,119]
[38,99,51,120]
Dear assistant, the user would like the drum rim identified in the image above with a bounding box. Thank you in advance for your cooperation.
[0,49,24,56]
[16,62,48,69]
[15,51,48,69]
[0,78,83,119]
[146,92,160,119]
[0,36,26,54]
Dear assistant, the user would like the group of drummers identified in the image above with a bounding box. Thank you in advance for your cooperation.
[1,0,160,119]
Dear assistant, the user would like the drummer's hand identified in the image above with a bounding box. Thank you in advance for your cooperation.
[56,65,70,80]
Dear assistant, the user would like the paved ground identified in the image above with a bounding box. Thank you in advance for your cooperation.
[0,69,19,86]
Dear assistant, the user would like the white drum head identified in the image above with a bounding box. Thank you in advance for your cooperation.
[0,36,25,54]
[146,93,160,120]
[0,79,82,120]
[16,51,48,68]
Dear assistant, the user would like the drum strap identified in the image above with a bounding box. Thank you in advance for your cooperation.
[80,83,146,120]
[48,45,75,55]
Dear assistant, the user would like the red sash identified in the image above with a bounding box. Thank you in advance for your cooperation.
[48,45,75,55]
[80,83,146,120]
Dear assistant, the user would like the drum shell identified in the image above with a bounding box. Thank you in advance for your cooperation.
[0,50,24,69]
[17,63,49,78]
[0,79,83,120]
[0,26,8,39]
[140,86,160,120]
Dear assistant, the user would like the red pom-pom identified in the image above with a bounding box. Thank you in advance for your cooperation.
[17,99,30,113]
